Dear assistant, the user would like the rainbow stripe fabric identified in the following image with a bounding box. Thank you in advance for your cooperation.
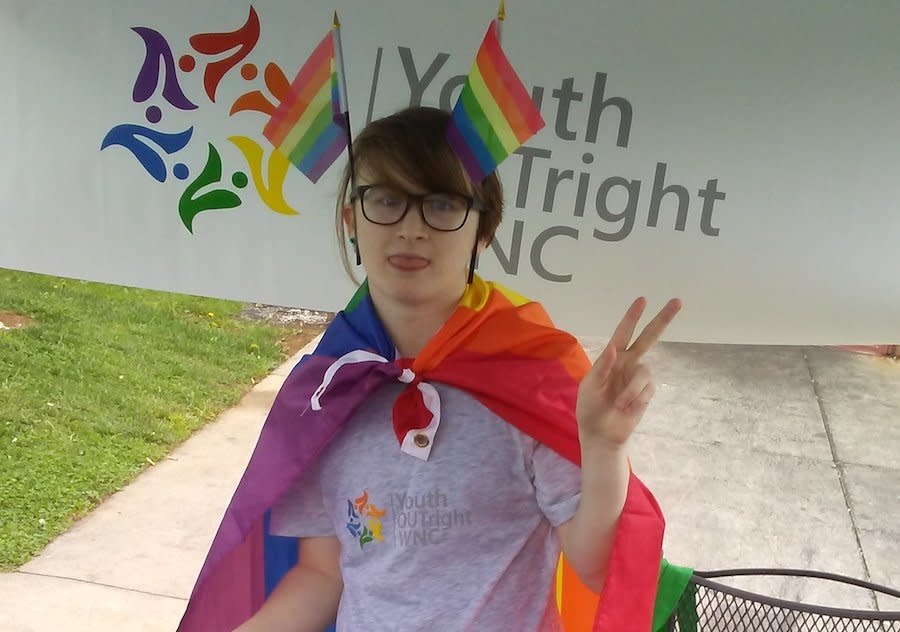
[177,276,665,631]
[262,30,347,183]
[446,19,545,183]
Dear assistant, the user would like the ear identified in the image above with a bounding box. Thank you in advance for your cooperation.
[342,203,355,238]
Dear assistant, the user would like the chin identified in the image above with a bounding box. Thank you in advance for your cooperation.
[388,281,436,305]
[384,275,458,305]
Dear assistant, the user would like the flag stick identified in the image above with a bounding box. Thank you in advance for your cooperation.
[333,12,357,185]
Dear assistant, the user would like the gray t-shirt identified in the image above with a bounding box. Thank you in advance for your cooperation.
[271,381,583,631]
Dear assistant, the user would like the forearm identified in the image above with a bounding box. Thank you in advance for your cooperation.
[235,563,343,632]
[562,438,630,593]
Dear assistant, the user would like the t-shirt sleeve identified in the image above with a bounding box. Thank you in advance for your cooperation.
[269,462,335,538]
[531,439,583,527]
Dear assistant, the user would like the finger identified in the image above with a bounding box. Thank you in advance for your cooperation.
[588,343,617,385]
[628,298,682,359]
[608,297,647,351]
[614,365,652,410]
[626,381,656,413]
[619,380,656,415]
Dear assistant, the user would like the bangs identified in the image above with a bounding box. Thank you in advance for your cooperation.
[353,112,475,197]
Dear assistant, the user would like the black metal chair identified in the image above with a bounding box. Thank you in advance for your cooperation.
[666,568,900,631]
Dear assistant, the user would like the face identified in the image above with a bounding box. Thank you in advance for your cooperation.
[344,171,483,311]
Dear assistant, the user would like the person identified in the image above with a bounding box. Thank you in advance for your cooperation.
[183,106,681,632]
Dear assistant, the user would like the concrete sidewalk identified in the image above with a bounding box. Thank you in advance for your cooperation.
[3,340,899,629]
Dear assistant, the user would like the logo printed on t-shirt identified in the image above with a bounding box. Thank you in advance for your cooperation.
[391,489,473,546]
[346,490,386,548]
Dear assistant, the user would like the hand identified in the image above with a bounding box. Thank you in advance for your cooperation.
[576,297,682,449]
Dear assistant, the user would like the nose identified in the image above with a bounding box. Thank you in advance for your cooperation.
[396,198,429,239]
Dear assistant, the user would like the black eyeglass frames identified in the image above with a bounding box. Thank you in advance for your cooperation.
[352,184,480,232]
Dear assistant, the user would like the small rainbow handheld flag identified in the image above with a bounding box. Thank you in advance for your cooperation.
[263,26,348,183]
[446,18,544,183]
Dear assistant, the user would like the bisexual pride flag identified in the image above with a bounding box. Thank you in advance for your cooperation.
[177,275,665,631]
[446,19,545,183]
[263,28,347,183]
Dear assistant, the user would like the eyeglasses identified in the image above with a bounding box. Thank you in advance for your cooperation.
[353,184,480,232]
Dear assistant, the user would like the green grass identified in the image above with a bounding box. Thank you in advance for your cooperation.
[0,269,291,570]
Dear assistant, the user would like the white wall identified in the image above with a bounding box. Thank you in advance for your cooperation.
[2,0,898,343]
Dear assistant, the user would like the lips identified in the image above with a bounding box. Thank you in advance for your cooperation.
[388,254,430,271]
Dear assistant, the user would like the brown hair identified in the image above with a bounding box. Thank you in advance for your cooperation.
[335,106,504,282]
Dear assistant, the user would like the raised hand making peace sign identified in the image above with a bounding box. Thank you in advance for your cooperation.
[576,297,683,448]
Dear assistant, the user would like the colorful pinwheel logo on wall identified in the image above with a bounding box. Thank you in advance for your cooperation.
[100,7,348,233]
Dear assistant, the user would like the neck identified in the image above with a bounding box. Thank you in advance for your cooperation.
[369,287,462,358]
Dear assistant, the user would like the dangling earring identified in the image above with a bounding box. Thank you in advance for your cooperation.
[467,215,482,285]
[349,236,361,266]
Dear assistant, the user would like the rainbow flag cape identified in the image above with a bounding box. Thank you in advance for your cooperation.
[177,276,664,631]
[446,19,545,183]
[262,29,347,183]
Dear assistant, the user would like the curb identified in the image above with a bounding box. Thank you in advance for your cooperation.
[834,345,898,359]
